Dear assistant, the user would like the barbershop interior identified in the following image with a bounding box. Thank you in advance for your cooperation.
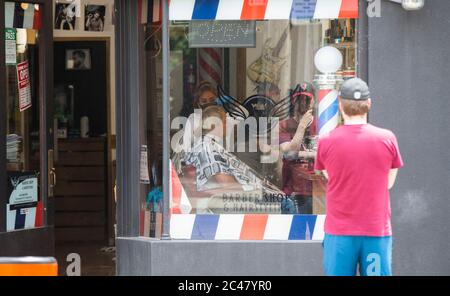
[139,17,357,237]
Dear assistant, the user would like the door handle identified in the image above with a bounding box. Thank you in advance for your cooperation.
[54,118,59,162]
[49,168,57,187]
[48,149,56,197]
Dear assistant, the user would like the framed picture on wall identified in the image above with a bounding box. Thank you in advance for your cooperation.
[85,5,106,32]
[65,49,91,70]
[55,3,77,30]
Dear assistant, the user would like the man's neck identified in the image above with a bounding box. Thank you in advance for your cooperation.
[343,115,368,125]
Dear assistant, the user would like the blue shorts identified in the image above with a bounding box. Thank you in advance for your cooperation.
[323,234,392,276]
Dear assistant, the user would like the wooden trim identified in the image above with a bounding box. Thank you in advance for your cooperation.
[55,212,106,227]
[105,36,115,246]
[55,226,104,242]
[54,37,110,42]
[55,196,105,212]
[57,151,106,166]
[40,0,55,227]
[236,48,247,100]
[56,167,106,181]
[55,181,106,197]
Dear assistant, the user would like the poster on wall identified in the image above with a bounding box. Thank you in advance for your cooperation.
[5,28,17,65]
[291,0,317,20]
[65,49,92,70]
[85,5,106,32]
[6,172,40,231]
[16,60,32,112]
[7,172,38,205]
[140,145,150,184]
[55,3,77,30]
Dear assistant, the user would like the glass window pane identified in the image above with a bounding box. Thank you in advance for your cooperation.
[140,23,164,238]
[5,3,43,231]
[168,19,357,220]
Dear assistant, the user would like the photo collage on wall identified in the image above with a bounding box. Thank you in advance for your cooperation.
[54,1,109,32]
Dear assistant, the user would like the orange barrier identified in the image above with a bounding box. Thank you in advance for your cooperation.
[0,257,58,276]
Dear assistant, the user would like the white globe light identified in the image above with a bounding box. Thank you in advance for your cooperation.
[314,46,343,74]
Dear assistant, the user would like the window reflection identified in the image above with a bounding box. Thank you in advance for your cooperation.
[140,18,357,236]
[167,19,356,216]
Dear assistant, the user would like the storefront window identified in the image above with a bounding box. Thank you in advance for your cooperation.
[139,2,358,240]
[169,18,356,216]
[4,2,43,231]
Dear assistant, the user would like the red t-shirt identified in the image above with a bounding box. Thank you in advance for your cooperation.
[314,124,403,237]
[279,118,316,196]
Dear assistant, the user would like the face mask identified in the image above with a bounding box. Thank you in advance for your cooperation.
[200,98,221,109]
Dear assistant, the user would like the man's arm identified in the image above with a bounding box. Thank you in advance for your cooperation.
[388,169,398,190]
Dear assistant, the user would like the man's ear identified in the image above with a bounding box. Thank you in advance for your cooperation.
[367,98,372,110]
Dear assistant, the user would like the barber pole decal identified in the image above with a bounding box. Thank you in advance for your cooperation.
[139,0,162,24]
[170,214,326,241]
[6,202,43,231]
[170,162,192,215]
[167,0,358,21]
[318,89,339,135]
[5,3,42,29]
[198,48,223,86]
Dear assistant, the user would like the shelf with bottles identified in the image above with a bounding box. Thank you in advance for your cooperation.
[325,19,356,45]
[327,41,355,49]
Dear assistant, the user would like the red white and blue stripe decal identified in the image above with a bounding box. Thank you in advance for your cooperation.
[169,0,358,21]
[170,214,325,241]
[139,0,162,24]
[6,201,43,231]
[5,2,41,29]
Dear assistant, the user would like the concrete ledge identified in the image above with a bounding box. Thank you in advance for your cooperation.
[117,237,324,276]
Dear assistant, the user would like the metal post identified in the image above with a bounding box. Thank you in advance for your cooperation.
[115,0,141,237]
[0,0,7,232]
[161,0,171,240]
[358,0,369,82]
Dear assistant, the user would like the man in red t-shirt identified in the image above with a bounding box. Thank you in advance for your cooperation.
[315,78,403,276]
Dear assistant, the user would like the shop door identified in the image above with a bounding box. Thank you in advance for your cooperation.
[0,0,54,252]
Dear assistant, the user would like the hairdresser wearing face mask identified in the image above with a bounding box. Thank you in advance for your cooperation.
[279,82,316,214]
[194,81,219,110]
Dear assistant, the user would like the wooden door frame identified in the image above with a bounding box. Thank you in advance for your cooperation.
[53,36,115,245]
